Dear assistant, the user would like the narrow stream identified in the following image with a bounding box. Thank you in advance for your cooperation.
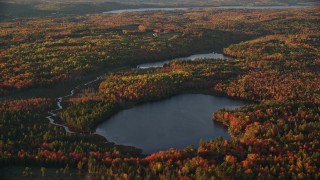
[45,76,103,133]
[45,52,228,132]
[45,51,243,154]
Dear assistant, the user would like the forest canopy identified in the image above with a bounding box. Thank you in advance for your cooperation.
[0,5,319,179]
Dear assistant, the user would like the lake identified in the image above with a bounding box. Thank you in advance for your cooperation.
[96,94,245,154]
[104,6,309,14]
[137,52,229,69]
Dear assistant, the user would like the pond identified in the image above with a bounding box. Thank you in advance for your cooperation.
[95,94,245,154]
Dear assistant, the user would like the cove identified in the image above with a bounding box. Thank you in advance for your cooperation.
[95,94,245,154]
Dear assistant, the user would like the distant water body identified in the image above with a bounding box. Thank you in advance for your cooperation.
[104,6,309,14]
[137,52,229,69]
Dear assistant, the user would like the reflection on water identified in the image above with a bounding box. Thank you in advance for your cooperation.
[96,94,245,154]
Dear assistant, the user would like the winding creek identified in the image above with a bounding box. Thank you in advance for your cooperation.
[46,5,310,135]
[45,76,103,133]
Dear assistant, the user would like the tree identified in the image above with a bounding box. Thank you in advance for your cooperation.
[138,25,147,32]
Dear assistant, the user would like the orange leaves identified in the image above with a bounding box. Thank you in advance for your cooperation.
[247,154,259,161]
[138,25,147,32]
[0,98,51,112]
[224,34,319,61]
[225,155,237,163]
[244,168,253,174]
[100,69,191,103]
[215,69,320,103]
[39,149,65,161]
[144,149,188,162]
[213,101,319,174]
[218,34,320,105]
[241,160,251,168]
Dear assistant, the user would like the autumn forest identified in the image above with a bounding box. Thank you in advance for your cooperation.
[0,0,319,179]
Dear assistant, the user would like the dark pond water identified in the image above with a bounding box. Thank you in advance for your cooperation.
[137,52,229,69]
[96,94,245,154]
[104,6,309,14]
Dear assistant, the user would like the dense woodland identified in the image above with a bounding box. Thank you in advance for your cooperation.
[60,59,244,131]
[0,11,249,95]
[1,7,318,95]
[1,6,320,179]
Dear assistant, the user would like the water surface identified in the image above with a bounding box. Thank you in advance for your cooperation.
[104,7,189,14]
[96,94,245,154]
[104,6,309,14]
[214,5,309,9]
[137,52,229,69]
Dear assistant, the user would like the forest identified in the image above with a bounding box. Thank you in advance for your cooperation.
[0,5,319,179]
[0,0,318,20]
